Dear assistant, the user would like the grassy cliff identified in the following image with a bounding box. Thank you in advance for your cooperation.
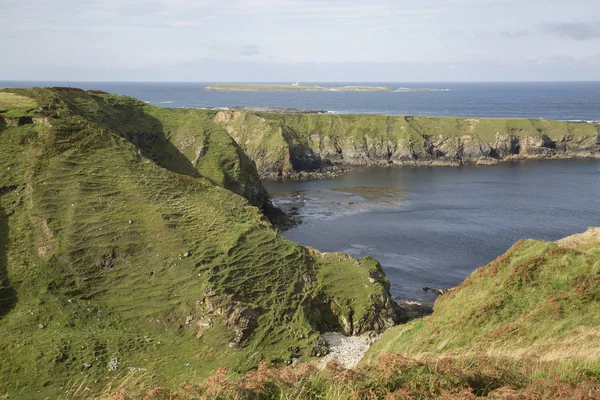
[364,227,600,377]
[212,110,600,177]
[94,228,600,399]
[2,88,598,399]
[0,88,400,398]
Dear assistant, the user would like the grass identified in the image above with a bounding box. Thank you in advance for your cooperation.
[82,355,600,399]
[364,233,600,369]
[0,88,400,398]
[145,107,267,207]
[212,110,600,175]
[1,87,598,398]
[92,229,600,399]
[212,110,297,174]
[0,92,38,118]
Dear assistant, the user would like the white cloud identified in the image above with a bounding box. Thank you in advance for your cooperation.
[1,0,599,80]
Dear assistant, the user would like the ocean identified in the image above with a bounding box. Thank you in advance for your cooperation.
[1,81,599,121]
[264,160,600,302]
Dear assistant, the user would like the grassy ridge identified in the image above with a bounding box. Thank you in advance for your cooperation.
[0,92,38,118]
[259,113,598,143]
[144,107,268,207]
[98,229,600,399]
[0,88,398,398]
[364,228,600,370]
[213,110,600,176]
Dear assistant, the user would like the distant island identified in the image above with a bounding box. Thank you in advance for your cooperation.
[203,84,448,92]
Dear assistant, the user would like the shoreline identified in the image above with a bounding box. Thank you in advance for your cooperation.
[262,153,600,182]
[265,157,598,305]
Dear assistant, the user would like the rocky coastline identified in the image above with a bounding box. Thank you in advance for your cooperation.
[262,151,600,182]
[212,110,600,181]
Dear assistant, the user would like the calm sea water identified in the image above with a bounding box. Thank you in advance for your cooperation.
[264,161,600,303]
[1,81,600,120]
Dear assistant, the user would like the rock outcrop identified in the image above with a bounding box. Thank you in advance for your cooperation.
[213,111,600,178]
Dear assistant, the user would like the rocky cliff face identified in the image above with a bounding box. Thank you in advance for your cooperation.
[213,111,600,178]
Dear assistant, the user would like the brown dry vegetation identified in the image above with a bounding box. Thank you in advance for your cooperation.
[95,354,600,399]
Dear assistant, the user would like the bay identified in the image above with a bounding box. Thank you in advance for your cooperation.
[264,160,600,303]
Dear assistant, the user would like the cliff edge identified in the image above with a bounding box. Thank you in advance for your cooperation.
[213,111,600,178]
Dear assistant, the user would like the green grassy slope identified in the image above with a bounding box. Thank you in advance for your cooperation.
[0,92,38,118]
[97,229,600,399]
[365,228,600,372]
[213,111,321,175]
[144,107,268,208]
[0,88,399,398]
[258,113,598,144]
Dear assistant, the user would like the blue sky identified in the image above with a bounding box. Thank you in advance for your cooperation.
[1,0,599,81]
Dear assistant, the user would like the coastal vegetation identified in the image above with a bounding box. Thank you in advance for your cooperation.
[203,84,395,92]
[365,227,600,363]
[0,92,38,118]
[0,88,398,398]
[68,228,600,399]
[1,88,599,398]
[213,110,600,178]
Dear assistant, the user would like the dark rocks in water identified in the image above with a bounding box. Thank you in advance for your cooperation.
[395,300,434,321]
[263,165,348,181]
[263,199,301,231]
[422,286,450,295]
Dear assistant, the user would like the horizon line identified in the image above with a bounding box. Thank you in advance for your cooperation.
[1,80,600,84]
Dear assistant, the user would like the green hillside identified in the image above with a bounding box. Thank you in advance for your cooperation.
[2,87,599,399]
[90,229,600,399]
[0,88,399,398]
[156,229,600,399]
[365,227,600,368]
[213,110,600,177]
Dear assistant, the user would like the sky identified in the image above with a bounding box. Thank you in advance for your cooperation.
[1,0,599,82]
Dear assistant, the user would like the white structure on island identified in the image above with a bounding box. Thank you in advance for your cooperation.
[292,82,299,86]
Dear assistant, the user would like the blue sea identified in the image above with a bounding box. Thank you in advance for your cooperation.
[265,160,600,302]
[1,81,600,121]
